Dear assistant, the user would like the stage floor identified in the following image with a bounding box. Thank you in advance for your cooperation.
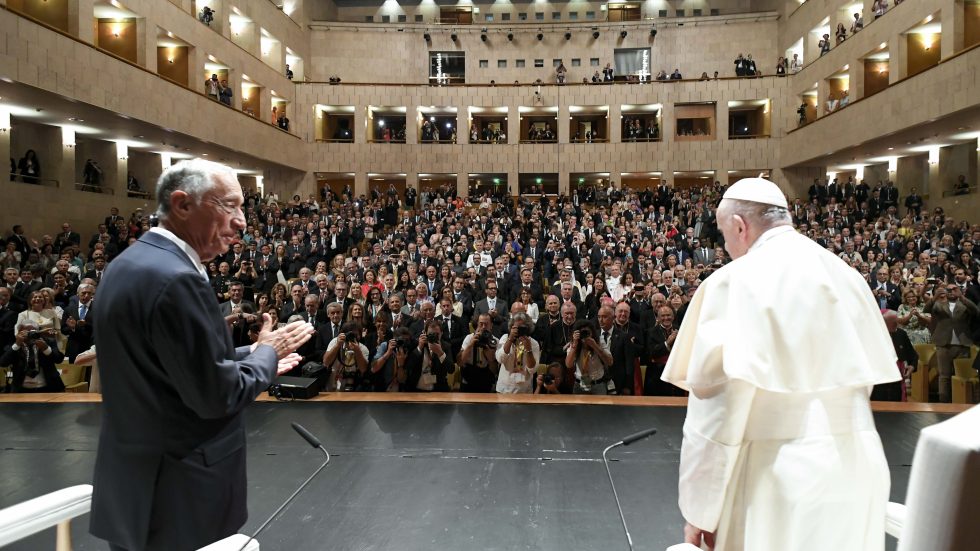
[0,400,952,551]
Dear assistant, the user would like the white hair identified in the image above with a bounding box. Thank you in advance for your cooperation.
[155,159,236,220]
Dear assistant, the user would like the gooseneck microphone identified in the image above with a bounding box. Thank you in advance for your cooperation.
[603,427,658,551]
[236,423,331,551]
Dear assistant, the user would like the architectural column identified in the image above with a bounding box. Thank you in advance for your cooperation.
[507,106,519,145]
[114,152,128,197]
[660,102,674,144]
[890,31,908,82]
[0,110,9,180]
[456,108,468,145]
[70,0,95,43]
[942,0,964,60]
[557,104,570,144]
[354,172,367,198]
[558,171,569,196]
[507,168,519,199]
[608,104,621,144]
[59,129,77,189]
[817,79,832,116]
[716,101,729,142]
[137,17,151,69]
[353,106,367,144]
[456,172,467,199]
[848,62,863,102]
[227,69,242,110]
[405,106,419,145]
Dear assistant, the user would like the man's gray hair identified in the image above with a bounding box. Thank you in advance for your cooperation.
[77,283,95,293]
[509,312,533,330]
[155,159,235,220]
[721,199,792,229]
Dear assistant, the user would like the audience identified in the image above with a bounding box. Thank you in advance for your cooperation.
[3,165,978,402]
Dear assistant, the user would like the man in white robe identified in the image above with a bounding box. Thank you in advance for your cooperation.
[662,178,900,550]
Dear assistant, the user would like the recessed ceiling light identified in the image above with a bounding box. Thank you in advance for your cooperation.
[202,153,208,156]
[888,147,894,150]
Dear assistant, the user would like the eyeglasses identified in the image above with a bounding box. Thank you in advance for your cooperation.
[207,197,244,215]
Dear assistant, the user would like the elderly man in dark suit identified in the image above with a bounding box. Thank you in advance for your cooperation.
[90,159,314,551]
[61,282,95,363]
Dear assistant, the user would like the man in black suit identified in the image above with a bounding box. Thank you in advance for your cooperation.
[0,288,17,351]
[450,276,474,322]
[0,320,64,392]
[54,222,82,253]
[437,297,466,360]
[90,159,313,551]
[82,255,108,284]
[61,282,95,363]
[607,303,638,395]
[472,280,509,337]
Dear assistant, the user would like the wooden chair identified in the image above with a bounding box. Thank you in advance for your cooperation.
[951,357,978,404]
[58,361,89,393]
[910,344,936,403]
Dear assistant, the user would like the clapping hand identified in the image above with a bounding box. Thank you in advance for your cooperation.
[254,314,314,360]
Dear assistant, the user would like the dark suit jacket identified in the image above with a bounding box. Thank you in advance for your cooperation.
[925,298,978,346]
[402,339,454,392]
[90,231,278,551]
[472,297,510,337]
[438,314,467,359]
[0,339,65,391]
[607,324,638,394]
[61,297,95,362]
[869,281,902,311]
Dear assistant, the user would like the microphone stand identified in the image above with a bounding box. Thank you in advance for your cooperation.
[602,427,658,551]
[236,423,331,551]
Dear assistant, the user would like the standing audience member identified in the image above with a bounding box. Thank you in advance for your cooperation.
[495,312,540,393]
[1,320,65,392]
[18,150,41,184]
[924,284,977,403]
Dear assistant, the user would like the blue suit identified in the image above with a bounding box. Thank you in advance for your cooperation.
[90,230,278,550]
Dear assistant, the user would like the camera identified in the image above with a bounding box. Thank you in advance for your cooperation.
[474,331,495,348]
[515,325,532,338]
[542,374,555,386]
[344,331,358,342]
[425,332,440,343]
[26,331,44,341]
[394,336,413,350]
[578,328,592,340]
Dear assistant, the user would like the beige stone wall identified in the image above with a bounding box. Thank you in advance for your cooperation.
[314,0,784,23]
[308,18,779,84]
[779,45,979,166]
[0,6,308,171]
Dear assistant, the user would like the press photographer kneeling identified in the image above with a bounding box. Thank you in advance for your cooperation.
[322,322,370,391]
[457,313,500,393]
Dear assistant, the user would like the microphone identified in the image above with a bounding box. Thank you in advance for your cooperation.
[236,423,331,551]
[602,427,658,551]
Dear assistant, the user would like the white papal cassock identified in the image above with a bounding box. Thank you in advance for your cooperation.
[662,225,901,551]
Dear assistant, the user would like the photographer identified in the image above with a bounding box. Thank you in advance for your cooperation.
[321,322,370,391]
[534,362,565,395]
[564,315,613,395]
[494,313,541,393]
[1,321,65,392]
[458,313,499,392]
[371,326,412,392]
[403,320,453,392]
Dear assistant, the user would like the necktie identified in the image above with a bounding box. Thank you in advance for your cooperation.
[332,324,339,339]
[444,317,452,332]
[79,303,88,320]
[602,330,610,343]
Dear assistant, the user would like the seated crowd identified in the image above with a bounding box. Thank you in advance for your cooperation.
[2,170,978,400]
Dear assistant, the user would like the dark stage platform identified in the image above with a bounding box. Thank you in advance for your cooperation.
[0,401,951,551]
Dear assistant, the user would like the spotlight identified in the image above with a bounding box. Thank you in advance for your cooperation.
[593,31,600,39]
[451,33,458,42]
[423,32,431,42]
[481,32,487,42]
[536,32,543,41]
[620,30,628,39]
[564,32,571,40]
[507,33,514,41]
[650,28,657,38]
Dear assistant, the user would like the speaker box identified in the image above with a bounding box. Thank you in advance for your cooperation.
[268,375,321,400]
